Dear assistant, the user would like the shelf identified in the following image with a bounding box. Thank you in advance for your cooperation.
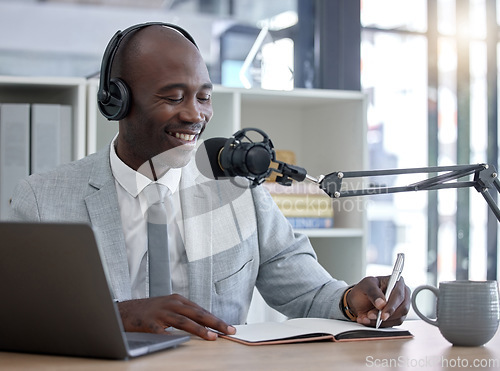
[297,228,364,238]
[214,85,365,103]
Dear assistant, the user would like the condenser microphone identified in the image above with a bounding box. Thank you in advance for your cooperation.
[195,128,310,187]
[195,128,274,186]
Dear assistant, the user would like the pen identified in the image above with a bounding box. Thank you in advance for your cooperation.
[376,253,405,329]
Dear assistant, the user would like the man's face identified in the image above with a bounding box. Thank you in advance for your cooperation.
[117,28,213,173]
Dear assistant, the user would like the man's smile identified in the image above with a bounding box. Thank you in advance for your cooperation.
[167,130,200,144]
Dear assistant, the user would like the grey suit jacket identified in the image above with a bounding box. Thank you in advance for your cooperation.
[9,146,348,324]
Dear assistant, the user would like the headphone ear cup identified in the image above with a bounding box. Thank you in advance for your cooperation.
[97,78,131,121]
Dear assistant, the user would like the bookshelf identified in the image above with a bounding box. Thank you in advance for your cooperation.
[209,86,368,285]
[88,81,368,284]
[0,76,87,160]
[0,76,88,220]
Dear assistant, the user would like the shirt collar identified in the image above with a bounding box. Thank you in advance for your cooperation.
[109,134,181,197]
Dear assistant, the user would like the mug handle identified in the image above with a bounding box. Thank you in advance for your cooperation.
[411,285,439,327]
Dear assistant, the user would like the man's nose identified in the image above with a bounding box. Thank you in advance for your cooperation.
[179,98,211,123]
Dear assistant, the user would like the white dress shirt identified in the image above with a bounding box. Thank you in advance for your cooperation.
[109,137,189,299]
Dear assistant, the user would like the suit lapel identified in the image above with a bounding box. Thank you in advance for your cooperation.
[84,148,132,301]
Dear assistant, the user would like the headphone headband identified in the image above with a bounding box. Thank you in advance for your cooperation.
[97,22,198,120]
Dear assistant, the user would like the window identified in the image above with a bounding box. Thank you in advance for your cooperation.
[361,0,497,286]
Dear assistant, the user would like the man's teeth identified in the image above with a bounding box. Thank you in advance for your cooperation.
[173,132,196,141]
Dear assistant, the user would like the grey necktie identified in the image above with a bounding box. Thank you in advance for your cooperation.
[144,183,172,297]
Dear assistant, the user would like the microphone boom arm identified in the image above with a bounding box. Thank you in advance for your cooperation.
[206,128,500,222]
[317,163,500,222]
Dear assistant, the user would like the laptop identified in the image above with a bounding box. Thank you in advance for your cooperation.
[0,222,190,359]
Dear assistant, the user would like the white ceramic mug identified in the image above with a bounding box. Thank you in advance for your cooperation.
[411,280,500,346]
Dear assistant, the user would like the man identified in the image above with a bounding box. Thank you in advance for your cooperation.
[10,23,410,341]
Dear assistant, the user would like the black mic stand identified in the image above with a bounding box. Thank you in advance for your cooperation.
[271,162,500,222]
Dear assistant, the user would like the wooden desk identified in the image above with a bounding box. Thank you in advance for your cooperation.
[1,320,499,370]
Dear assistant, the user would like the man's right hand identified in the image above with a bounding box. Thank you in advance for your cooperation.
[117,294,236,340]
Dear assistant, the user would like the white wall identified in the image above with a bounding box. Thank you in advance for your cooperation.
[0,1,219,76]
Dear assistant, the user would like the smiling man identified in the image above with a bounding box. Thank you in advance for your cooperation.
[9,23,410,341]
[112,24,212,174]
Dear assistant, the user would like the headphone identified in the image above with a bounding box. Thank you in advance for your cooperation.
[97,22,198,121]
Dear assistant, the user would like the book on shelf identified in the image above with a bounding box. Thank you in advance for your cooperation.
[287,217,334,229]
[220,318,413,346]
[270,193,334,218]
[0,103,30,220]
[31,104,72,174]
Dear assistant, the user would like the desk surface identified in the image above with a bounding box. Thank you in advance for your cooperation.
[1,320,499,371]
